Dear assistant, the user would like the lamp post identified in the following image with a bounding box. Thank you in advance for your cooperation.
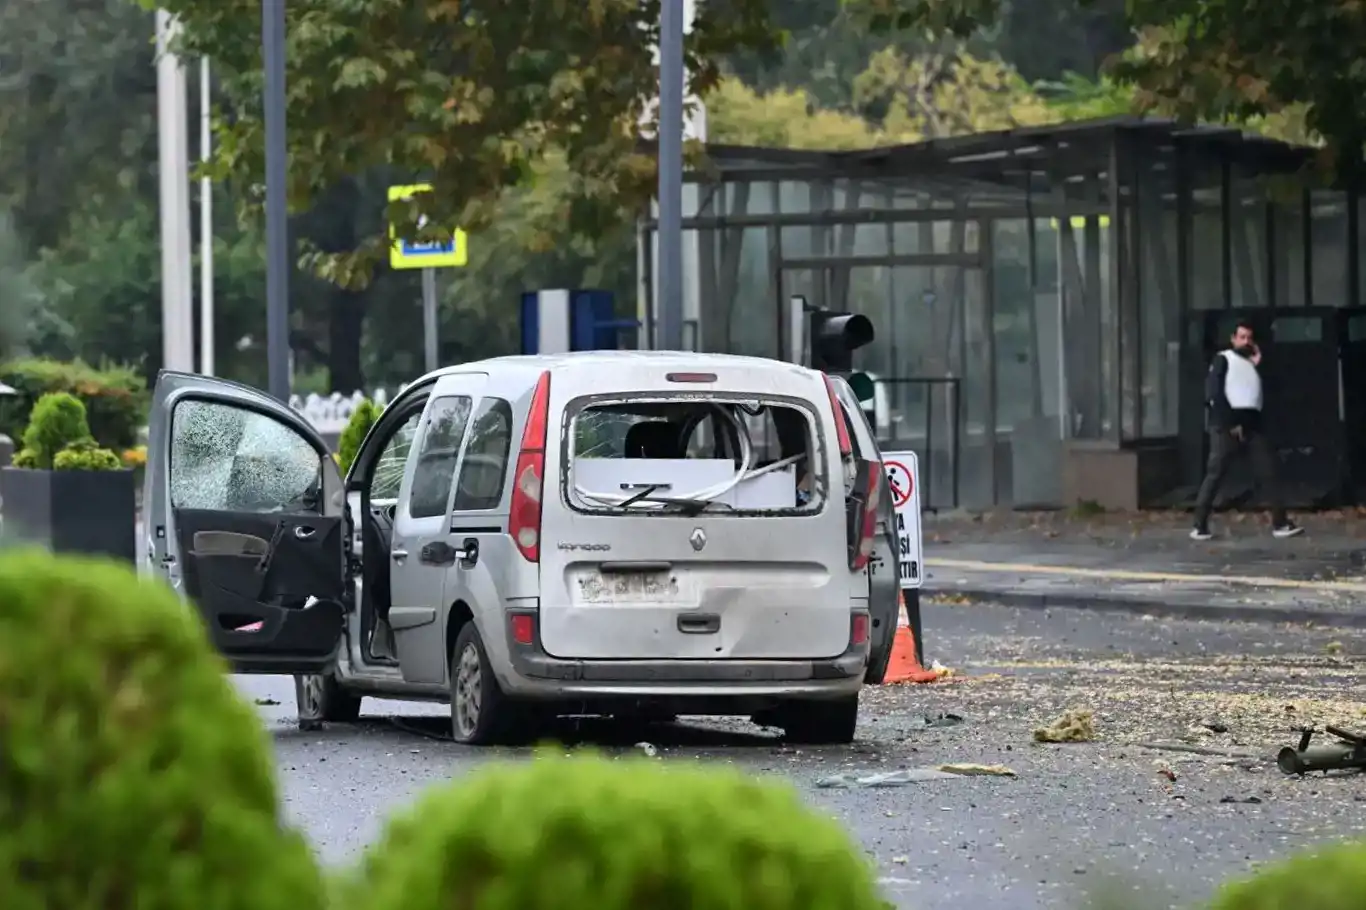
[262,0,290,402]
[655,0,684,352]
[155,10,194,375]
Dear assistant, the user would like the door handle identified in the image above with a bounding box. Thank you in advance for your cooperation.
[293,525,317,540]
[391,549,409,563]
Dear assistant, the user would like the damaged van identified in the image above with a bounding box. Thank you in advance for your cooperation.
[143,352,897,745]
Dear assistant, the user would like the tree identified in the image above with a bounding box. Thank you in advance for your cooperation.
[146,0,781,285]
[852,46,1054,138]
[845,0,1365,169]
[0,0,161,255]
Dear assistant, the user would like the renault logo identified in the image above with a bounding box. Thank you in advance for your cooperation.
[689,528,707,552]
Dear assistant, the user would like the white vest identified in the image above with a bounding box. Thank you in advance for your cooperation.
[1220,350,1263,410]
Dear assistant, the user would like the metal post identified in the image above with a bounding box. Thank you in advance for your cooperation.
[262,0,290,401]
[422,268,439,372]
[155,10,194,373]
[655,0,685,351]
[199,55,215,376]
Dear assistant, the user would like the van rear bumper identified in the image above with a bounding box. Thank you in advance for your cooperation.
[498,629,867,699]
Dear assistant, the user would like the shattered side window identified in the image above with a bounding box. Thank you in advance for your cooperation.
[170,399,322,513]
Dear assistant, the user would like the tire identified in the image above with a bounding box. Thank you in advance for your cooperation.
[777,693,860,745]
[294,671,363,731]
[448,622,533,746]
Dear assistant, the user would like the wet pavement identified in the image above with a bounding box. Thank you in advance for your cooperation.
[242,600,1366,910]
[924,510,1366,625]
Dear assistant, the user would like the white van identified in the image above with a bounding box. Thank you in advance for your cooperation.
[144,352,897,745]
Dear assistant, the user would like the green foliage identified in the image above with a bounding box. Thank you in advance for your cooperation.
[1209,842,1366,910]
[0,359,145,450]
[147,0,782,286]
[0,550,328,910]
[0,0,160,254]
[11,447,38,468]
[845,0,1360,167]
[343,752,886,910]
[20,392,91,469]
[338,398,379,474]
[0,212,41,358]
[52,440,123,471]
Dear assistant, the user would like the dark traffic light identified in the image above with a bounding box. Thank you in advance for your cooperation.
[808,308,874,373]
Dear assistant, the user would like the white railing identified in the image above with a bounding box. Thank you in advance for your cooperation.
[288,386,406,435]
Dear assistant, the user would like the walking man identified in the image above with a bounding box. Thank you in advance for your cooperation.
[1191,320,1302,540]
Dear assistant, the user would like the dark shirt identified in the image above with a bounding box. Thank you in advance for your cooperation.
[1205,348,1263,433]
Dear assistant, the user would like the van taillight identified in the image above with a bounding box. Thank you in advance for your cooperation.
[822,373,853,458]
[509,371,551,563]
[851,462,881,571]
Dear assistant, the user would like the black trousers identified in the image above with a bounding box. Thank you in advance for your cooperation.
[1193,426,1287,526]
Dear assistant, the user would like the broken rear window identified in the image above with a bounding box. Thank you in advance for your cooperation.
[564,395,825,515]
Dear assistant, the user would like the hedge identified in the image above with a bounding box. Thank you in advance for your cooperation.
[0,358,146,450]
[0,549,327,910]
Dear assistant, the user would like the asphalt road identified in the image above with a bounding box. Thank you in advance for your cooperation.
[239,603,1366,910]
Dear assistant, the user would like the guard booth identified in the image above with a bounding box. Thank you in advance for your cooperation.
[1181,308,1366,506]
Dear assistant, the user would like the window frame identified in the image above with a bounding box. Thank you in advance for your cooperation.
[404,393,476,520]
[168,396,324,514]
[451,396,515,513]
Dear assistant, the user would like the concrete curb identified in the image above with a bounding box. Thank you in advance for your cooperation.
[927,585,1366,628]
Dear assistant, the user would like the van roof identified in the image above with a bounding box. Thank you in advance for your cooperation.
[411,351,826,387]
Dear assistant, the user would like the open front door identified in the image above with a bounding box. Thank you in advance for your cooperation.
[145,371,347,674]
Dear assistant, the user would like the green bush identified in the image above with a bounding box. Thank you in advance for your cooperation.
[338,398,378,474]
[0,358,146,450]
[1208,841,1366,910]
[0,550,327,910]
[343,752,886,910]
[53,440,124,471]
[19,392,92,469]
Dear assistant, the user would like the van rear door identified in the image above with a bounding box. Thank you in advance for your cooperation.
[537,361,860,661]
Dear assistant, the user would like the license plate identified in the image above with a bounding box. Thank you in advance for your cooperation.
[574,571,677,603]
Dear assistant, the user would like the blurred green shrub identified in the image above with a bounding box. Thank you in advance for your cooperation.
[343,751,887,910]
[0,550,327,910]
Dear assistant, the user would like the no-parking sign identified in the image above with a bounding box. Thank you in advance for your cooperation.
[881,451,923,589]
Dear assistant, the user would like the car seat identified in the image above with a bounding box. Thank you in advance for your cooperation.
[622,421,684,459]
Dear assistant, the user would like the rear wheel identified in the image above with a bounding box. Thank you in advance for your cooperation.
[775,693,859,745]
[294,671,363,731]
[449,622,534,746]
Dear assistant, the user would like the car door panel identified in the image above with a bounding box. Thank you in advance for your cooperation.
[145,370,348,675]
[390,374,487,684]
[829,378,897,682]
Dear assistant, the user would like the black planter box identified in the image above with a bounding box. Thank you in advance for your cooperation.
[0,467,137,563]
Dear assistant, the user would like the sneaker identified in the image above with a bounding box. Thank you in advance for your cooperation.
[1272,522,1304,539]
[1190,525,1213,541]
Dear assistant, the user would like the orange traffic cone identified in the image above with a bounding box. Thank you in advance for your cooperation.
[883,590,942,684]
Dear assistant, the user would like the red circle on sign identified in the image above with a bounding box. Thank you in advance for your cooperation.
[884,460,913,508]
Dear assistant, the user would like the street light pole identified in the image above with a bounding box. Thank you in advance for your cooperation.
[199,55,215,376]
[655,0,685,352]
[262,0,290,402]
[155,10,194,374]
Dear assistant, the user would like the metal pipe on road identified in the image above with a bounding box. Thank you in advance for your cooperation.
[262,0,291,402]
[655,0,685,352]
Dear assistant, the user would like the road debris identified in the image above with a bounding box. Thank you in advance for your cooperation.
[1033,708,1096,743]
[936,762,1016,778]
[1276,726,1366,775]
[815,768,963,788]
[907,712,965,730]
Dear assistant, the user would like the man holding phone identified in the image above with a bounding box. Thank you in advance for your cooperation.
[1191,320,1303,540]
